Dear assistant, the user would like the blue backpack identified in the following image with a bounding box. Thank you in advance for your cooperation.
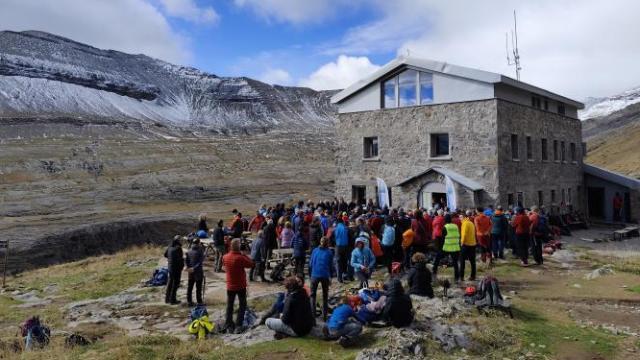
[535,215,549,235]
[147,267,169,286]
[190,305,208,321]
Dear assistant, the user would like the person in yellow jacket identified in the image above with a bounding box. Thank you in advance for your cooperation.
[432,214,461,282]
[460,210,477,281]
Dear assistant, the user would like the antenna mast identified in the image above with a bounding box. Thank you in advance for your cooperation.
[505,10,522,80]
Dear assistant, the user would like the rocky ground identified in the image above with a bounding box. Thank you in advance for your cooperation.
[1,227,639,359]
[0,122,335,272]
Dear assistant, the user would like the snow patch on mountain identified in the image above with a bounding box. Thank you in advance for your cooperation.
[580,86,640,120]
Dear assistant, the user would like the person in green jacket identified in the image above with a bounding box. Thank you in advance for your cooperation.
[432,214,461,282]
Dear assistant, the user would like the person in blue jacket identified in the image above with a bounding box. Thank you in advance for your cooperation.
[332,218,350,283]
[308,236,334,321]
[351,237,375,289]
[323,296,363,347]
[381,217,395,274]
[292,222,310,279]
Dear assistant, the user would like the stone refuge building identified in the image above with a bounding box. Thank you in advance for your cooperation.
[331,56,640,223]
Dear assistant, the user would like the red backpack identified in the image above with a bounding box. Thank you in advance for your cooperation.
[370,234,384,257]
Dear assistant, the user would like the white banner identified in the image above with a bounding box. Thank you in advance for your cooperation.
[445,175,457,211]
[376,177,390,209]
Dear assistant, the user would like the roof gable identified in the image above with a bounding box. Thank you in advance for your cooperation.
[584,164,640,190]
[396,166,484,191]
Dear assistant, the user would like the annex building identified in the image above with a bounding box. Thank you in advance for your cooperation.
[331,56,640,223]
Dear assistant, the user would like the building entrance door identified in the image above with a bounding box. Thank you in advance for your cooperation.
[418,182,447,209]
[587,187,605,218]
[352,186,366,206]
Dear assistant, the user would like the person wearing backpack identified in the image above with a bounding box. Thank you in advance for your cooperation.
[186,238,205,306]
[529,206,546,265]
[164,236,184,305]
[490,206,508,260]
[309,237,334,321]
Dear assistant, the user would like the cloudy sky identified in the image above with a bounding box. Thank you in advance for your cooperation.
[2,0,639,99]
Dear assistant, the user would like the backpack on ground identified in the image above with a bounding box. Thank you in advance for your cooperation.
[190,305,208,321]
[243,309,258,328]
[21,316,50,350]
[146,267,169,287]
[474,276,505,307]
[65,334,90,348]
[270,259,288,282]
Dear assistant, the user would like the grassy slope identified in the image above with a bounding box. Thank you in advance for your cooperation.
[2,246,639,359]
[585,123,640,179]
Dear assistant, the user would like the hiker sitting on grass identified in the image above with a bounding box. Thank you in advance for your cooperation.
[382,279,414,328]
[323,296,364,347]
[265,276,314,339]
[406,252,434,298]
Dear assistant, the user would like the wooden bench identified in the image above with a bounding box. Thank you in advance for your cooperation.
[613,226,640,241]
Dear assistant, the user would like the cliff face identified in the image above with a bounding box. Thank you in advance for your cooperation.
[0,30,337,133]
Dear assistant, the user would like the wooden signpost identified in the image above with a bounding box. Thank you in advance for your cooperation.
[0,240,8,287]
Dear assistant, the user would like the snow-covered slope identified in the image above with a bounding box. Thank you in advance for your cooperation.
[0,30,336,132]
[579,86,640,120]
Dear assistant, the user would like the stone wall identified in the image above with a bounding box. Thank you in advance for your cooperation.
[335,100,500,209]
[496,100,583,209]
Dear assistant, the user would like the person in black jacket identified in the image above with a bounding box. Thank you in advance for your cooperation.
[212,220,226,272]
[164,236,184,305]
[263,218,278,269]
[406,252,434,298]
[186,238,205,306]
[382,279,414,328]
[265,276,314,339]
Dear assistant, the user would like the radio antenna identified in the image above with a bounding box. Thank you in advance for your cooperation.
[505,10,522,80]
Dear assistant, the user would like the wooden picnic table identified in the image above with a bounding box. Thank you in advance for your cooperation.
[613,226,640,241]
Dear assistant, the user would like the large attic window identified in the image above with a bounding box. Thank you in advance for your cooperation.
[382,69,434,108]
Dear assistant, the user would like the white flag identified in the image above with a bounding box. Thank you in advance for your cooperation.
[445,175,457,211]
[376,177,389,208]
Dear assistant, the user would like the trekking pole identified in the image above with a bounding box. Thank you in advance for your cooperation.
[1,240,8,288]
[202,273,206,303]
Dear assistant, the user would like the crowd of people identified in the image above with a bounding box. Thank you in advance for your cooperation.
[163,198,554,345]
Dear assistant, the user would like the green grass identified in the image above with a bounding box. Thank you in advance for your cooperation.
[627,285,640,294]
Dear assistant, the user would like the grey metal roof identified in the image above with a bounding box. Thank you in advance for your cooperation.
[331,56,584,109]
[583,163,640,190]
[396,166,485,191]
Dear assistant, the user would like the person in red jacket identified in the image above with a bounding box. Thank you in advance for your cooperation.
[222,238,254,334]
[432,209,446,250]
[248,211,265,233]
[474,207,493,264]
[511,207,531,266]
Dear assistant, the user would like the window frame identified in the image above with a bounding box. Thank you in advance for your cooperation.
[511,134,519,161]
[526,136,533,161]
[381,68,434,109]
[541,138,548,161]
[363,136,379,160]
[430,133,450,159]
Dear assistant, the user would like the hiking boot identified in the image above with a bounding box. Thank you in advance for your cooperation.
[274,332,289,340]
[187,302,195,307]
[260,278,271,283]
[234,326,247,334]
[170,300,181,305]
[337,336,352,347]
[468,277,476,282]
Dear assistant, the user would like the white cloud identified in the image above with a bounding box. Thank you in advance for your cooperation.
[325,0,640,99]
[300,55,380,90]
[259,68,293,85]
[159,0,219,24]
[0,0,192,64]
[234,0,357,24]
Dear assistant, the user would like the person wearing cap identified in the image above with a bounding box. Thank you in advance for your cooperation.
[432,214,461,282]
[351,237,376,289]
[460,210,477,281]
[164,236,184,305]
[491,206,508,259]
[511,207,531,266]
[185,237,205,306]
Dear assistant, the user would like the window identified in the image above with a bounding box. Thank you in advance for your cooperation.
[558,102,566,115]
[541,138,548,161]
[570,143,576,162]
[507,193,514,207]
[419,72,434,104]
[561,141,566,162]
[561,189,566,204]
[526,136,532,160]
[363,137,379,159]
[383,78,397,109]
[398,70,417,107]
[551,190,556,203]
[517,192,525,207]
[568,188,572,204]
[511,134,519,160]
[582,142,587,157]
[531,95,541,108]
[553,140,559,161]
[538,191,544,206]
[381,69,433,108]
[544,99,549,111]
[352,186,366,205]
[430,133,449,157]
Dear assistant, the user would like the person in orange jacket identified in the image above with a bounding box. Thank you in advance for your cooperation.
[474,207,493,264]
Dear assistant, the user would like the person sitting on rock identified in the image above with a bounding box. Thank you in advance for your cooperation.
[406,252,434,298]
[382,279,414,328]
[265,276,314,339]
[323,296,364,347]
[164,236,184,305]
